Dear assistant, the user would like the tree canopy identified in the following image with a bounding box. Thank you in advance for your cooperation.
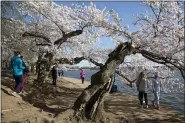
[1,1,184,93]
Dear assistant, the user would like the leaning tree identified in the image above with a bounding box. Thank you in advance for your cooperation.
[2,1,184,123]
[72,1,184,122]
[115,1,184,93]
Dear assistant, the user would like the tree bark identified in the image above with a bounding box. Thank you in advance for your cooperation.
[73,42,134,122]
[30,63,35,73]
[36,52,54,85]
[2,60,5,69]
[1,60,9,69]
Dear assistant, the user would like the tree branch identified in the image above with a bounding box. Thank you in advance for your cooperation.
[31,4,65,34]
[87,58,103,68]
[54,30,83,46]
[22,32,51,43]
[56,57,85,65]
[36,43,51,46]
[135,48,185,79]
[116,72,136,83]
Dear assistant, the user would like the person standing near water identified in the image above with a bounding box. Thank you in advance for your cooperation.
[52,65,57,86]
[58,71,61,77]
[136,71,149,108]
[152,72,161,110]
[80,69,85,84]
[61,70,64,76]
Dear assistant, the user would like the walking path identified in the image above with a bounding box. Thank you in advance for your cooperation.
[1,74,184,123]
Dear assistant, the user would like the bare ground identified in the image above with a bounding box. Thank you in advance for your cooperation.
[1,71,184,123]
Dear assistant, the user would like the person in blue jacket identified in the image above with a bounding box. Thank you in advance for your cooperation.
[10,51,25,97]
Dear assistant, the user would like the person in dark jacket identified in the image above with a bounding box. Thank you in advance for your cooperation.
[52,65,57,86]
[10,51,25,97]
[58,71,61,77]
[61,70,64,76]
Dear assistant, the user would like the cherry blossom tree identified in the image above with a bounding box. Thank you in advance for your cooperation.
[117,1,184,94]
[1,17,37,69]
[1,1,184,122]
[14,1,129,84]
[132,1,184,78]
[72,2,184,122]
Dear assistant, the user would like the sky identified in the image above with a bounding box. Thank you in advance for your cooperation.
[55,1,148,67]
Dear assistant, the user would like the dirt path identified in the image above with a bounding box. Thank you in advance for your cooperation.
[105,93,184,123]
[1,74,184,123]
[57,77,90,88]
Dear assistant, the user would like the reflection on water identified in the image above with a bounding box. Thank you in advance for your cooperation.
[61,70,184,114]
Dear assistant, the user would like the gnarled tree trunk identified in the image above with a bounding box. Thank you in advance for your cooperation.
[30,63,35,73]
[73,42,134,122]
[36,52,54,85]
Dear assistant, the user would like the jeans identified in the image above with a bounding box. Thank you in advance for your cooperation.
[14,75,23,93]
[19,74,27,92]
[81,77,84,84]
[52,78,57,86]
[139,91,148,105]
[153,91,160,106]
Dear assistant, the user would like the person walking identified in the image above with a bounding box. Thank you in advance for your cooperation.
[51,65,57,86]
[58,71,61,77]
[136,71,149,108]
[152,72,161,110]
[10,51,25,97]
[19,56,29,95]
[61,70,64,76]
[80,69,85,84]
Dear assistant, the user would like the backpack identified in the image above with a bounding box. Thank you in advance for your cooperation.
[24,66,29,73]
[23,61,29,73]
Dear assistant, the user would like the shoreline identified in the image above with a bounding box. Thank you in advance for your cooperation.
[59,76,184,114]
[59,77,184,122]
[58,76,90,88]
[60,74,184,114]
[2,74,184,123]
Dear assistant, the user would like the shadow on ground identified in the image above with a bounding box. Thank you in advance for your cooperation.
[1,71,83,118]
[105,93,184,123]
[2,70,184,123]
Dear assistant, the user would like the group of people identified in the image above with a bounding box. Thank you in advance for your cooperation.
[51,65,65,86]
[10,52,160,110]
[134,70,161,110]
[79,69,161,110]
[10,51,28,97]
[58,70,64,77]
[12,52,160,109]
[51,66,86,86]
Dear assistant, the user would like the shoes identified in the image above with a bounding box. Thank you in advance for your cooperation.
[156,107,160,110]
[12,92,21,98]
[152,101,155,107]
[146,105,149,109]
[18,92,23,95]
